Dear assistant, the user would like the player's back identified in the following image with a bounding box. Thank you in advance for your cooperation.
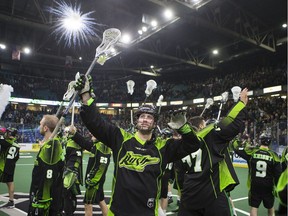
[249,147,280,188]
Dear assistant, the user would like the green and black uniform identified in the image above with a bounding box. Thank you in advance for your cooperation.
[0,137,20,182]
[62,137,83,215]
[79,101,200,216]
[275,147,287,215]
[233,142,282,209]
[72,133,111,204]
[178,101,246,216]
[28,138,65,216]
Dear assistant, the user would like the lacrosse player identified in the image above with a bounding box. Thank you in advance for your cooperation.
[233,132,282,216]
[28,115,65,216]
[72,74,201,216]
[68,127,111,216]
[178,88,249,216]
[0,127,20,209]
[62,127,83,216]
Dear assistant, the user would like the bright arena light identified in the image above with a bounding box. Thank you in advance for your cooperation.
[164,9,173,19]
[23,47,31,54]
[212,49,219,55]
[142,26,147,32]
[0,43,6,49]
[50,0,98,47]
[138,30,143,35]
[282,23,287,28]
[121,34,131,44]
[151,20,158,27]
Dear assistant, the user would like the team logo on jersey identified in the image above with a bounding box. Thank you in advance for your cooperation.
[119,151,160,172]
[147,198,155,208]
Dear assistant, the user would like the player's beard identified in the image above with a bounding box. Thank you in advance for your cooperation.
[136,123,155,135]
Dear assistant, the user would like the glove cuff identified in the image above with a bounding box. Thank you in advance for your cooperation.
[178,123,192,134]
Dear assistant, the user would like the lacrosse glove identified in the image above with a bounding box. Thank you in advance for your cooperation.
[168,110,187,130]
[75,74,94,96]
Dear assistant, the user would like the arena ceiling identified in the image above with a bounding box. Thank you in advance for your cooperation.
[0,0,287,78]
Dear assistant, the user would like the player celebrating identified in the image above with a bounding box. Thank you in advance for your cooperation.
[178,88,249,216]
[73,74,201,216]
[233,132,282,216]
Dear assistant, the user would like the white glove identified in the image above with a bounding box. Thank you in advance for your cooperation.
[168,110,187,130]
[75,73,93,96]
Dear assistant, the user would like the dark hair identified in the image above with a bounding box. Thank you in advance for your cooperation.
[190,116,205,130]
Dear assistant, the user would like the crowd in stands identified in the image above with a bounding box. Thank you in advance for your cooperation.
[0,63,287,148]
[1,64,286,102]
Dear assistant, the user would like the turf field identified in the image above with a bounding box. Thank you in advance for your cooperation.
[0,152,280,216]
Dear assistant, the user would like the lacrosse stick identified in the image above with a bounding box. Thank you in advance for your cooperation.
[216,91,229,122]
[71,101,75,125]
[144,80,157,104]
[0,84,13,119]
[157,95,164,115]
[126,80,135,126]
[155,95,164,134]
[50,28,121,139]
[200,98,214,117]
[231,86,242,102]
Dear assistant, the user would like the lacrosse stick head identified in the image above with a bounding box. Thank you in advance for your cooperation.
[126,80,135,95]
[63,72,80,101]
[220,91,229,104]
[145,80,157,97]
[205,98,214,109]
[231,86,242,102]
[95,28,121,62]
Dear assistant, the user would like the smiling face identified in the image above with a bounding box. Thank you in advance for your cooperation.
[136,113,155,134]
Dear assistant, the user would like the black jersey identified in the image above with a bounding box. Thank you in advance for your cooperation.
[0,138,20,178]
[65,138,83,186]
[80,101,200,216]
[72,133,111,190]
[180,101,246,210]
[234,144,282,189]
[28,138,65,215]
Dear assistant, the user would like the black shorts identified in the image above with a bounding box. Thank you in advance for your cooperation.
[249,185,275,209]
[178,191,232,216]
[0,173,14,183]
[84,183,105,204]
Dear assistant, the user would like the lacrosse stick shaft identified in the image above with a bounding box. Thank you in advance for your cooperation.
[71,102,75,125]
[158,106,162,115]
[200,107,206,117]
[157,125,162,134]
[216,103,223,122]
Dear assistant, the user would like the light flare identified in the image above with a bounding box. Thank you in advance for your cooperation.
[49,1,100,47]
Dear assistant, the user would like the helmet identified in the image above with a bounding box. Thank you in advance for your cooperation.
[135,104,158,120]
[0,127,7,135]
[259,133,271,146]
[6,127,18,137]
